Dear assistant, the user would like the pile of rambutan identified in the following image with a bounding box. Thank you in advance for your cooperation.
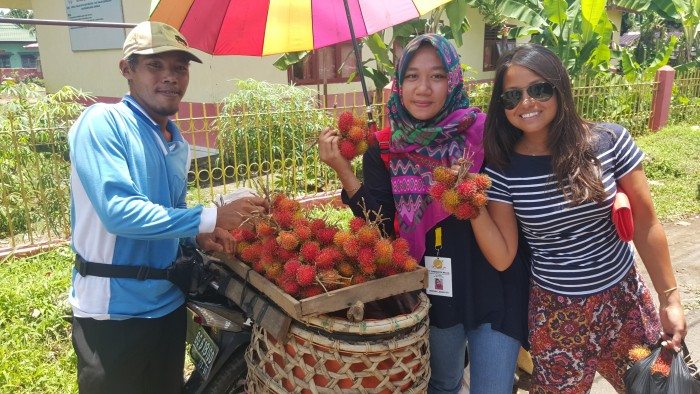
[429,155,491,220]
[230,193,419,300]
[628,345,672,377]
[335,111,372,160]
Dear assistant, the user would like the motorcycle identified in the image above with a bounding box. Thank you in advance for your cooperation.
[183,251,251,394]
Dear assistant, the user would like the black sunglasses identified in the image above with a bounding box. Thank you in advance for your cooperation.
[500,81,555,110]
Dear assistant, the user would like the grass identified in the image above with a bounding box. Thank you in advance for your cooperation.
[635,124,700,221]
[0,124,697,393]
[0,247,76,393]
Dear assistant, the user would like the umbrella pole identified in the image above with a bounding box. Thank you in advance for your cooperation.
[342,0,376,129]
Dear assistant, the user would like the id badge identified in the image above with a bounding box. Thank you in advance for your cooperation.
[425,255,452,297]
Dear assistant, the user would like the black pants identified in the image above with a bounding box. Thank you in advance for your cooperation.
[72,304,186,394]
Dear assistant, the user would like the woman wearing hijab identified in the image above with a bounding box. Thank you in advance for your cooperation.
[319,33,529,394]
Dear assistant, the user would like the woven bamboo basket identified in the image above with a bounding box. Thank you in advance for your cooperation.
[245,293,431,393]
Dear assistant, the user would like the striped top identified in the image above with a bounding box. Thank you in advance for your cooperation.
[485,124,644,296]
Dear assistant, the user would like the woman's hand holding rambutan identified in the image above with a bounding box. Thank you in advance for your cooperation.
[335,111,371,160]
[429,156,491,220]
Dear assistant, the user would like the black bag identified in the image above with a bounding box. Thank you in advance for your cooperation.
[624,341,700,394]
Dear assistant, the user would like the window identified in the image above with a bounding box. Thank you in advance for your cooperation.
[289,41,358,85]
[20,54,37,68]
[0,55,10,68]
[483,25,516,71]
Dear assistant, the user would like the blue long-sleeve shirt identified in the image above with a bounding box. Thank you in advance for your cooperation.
[68,95,216,319]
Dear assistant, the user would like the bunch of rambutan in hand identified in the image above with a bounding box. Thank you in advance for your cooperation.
[429,155,491,220]
[230,194,418,299]
[335,111,372,160]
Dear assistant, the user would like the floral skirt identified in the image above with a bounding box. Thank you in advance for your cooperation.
[528,265,660,393]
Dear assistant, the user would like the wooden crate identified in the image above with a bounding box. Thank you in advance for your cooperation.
[214,253,428,320]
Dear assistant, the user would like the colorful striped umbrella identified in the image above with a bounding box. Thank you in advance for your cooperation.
[150,0,452,56]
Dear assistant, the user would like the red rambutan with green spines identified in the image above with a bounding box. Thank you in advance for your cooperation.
[274,195,301,213]
[339,139,358,160]
[473,173,492,190]
[342,237,361,257]
[399,256,419,272]
[299,241,321,262]
[300,285,324,299]
[277,231,300,251]
[357,248,376,266]
[357,225,380,246]
[230,227,255,242]
[391,250,409,267]
[454,203,475,220]
[333,229,352,248]
[349,217,366,233]
[337,111,355,134]
[429,182,447,200]
[347,125,366,142]
[432,166,456,185]
[316,227,338,245]
[392,237,410,254]
[295,265,316,287]
[374,238,394,264]
[441,189,461,210]
[260,237,279,255]
[456,180,477,199]
[283,258,302,277]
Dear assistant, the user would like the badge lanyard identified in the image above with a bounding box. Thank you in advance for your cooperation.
[434,227,442,257]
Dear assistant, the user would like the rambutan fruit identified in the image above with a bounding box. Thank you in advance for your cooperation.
[351,274,369,285]
[255,221,276,237]
[356,140,369,155]
[275,195,301,213]
[392,237,410,254]
[240,243,262,263]
[357,225,380,246]
[359,261,376,275]
[333,230,352,248]
[357,248,375,266]
[276,247,296,262]
[280,279,301,297]
[265,262,283,278]
[235,241,250,256]
[374,238,394,264]
[230,227,255,242]
[277,231,300,251]
[252,260,265,273]
[299,241,321,262]
[272,210,294,229]
[337,111,355,134]
[376,264,398,277]
[470,193,488,207]
[316,227,338,245]
[339,139,358,160]
[454,203,474,220]
[295,265,316,287]
[342,237,361,257]
[441,189,460,210]
[315,247,340,270]
[349,217,366,232]
[352,116,367,128]
[399,256,419,272]
[432,166,456,185]
[473,174,492,190]
[309,218,327,232]
[347,125,366,142]
[429,183,447,201]
[628,346,651,362]
[283,258,302,277]
[294,224,313,242]
[456,180,477,199]
[337,261,355,277]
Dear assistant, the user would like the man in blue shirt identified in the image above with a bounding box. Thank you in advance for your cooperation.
[68,21,267,393]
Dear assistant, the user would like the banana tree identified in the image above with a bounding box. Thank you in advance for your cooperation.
[615,0,700,63]
[497,0,614,76]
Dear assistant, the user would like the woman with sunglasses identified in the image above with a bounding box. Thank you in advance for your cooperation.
[319,34,529,393]
[469,43,686,393]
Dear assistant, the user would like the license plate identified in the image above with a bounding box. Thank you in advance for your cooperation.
[190,325,219,379]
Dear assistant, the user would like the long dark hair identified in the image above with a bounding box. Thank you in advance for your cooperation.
[484,44,606,205]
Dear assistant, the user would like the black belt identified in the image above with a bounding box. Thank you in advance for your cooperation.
[74,254,171,281]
